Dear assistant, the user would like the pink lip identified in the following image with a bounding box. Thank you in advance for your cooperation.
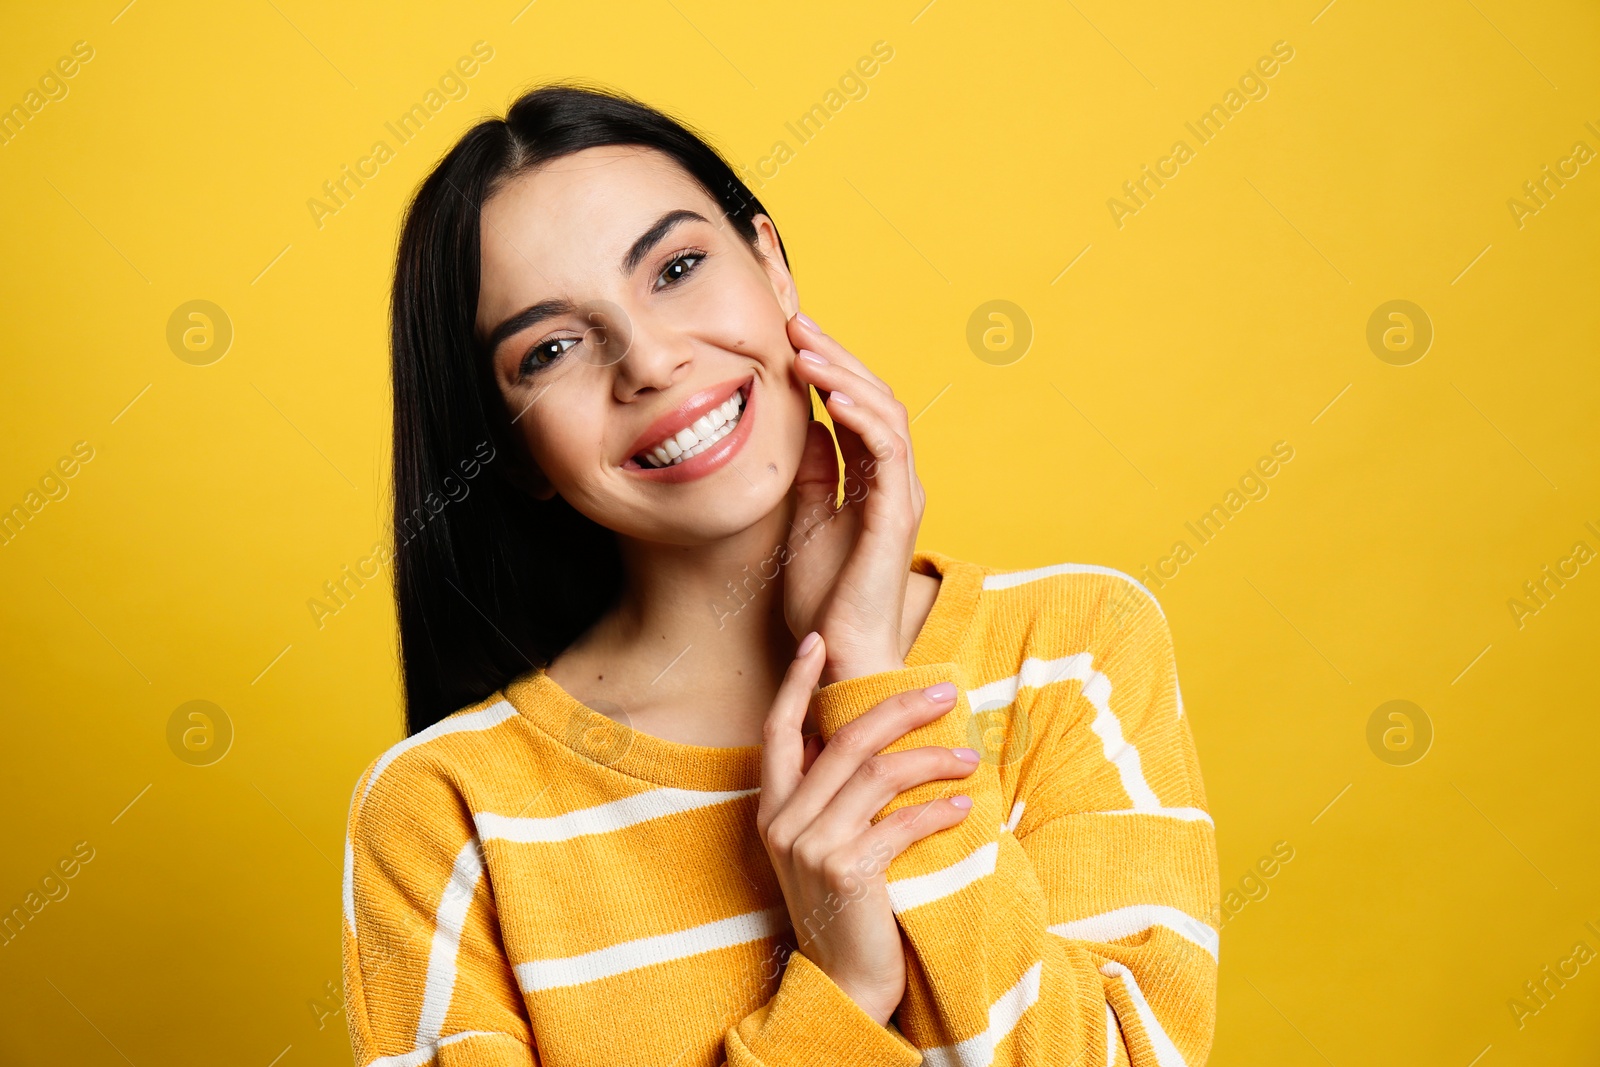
[623,375,749,460]
[621,375,756,483]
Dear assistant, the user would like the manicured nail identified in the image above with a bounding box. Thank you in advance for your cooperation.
[923,681,956,702]
[797,349,827,366]
[796,311,819,331]
[829,391,854,406]
[948,795,973,810]
[797,631,821,657]
[952,748,980,764]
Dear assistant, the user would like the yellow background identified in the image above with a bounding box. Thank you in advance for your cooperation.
[2,0,1596,1063]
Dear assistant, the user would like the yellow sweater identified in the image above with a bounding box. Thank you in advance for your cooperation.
[342,549,1219,1066]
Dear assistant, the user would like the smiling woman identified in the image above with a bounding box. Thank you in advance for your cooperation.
[474,154,804,514]
[344,83,1218,1067]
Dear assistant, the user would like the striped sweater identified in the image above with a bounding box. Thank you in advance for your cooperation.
[342,549,1219,1066]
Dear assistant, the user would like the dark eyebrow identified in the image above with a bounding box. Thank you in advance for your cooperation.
[621,209,710,276]
[485,209,710,355]
[484,298,578,355]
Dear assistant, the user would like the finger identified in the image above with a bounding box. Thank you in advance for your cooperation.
[813,387,923,646]
[789,376,878,541]
[783,684,959,827]
[860,795,974,868]
[787,314,923,504]
[794,355,905,441]
[823,392,913,526]
[759,633,827,816]
[832,391,908,476]
[788,314,893,396]
[800,732,824,775]
[790,419,842,532]
[829,400,879,516]
[794,353,918,508]
[806,745,979,843]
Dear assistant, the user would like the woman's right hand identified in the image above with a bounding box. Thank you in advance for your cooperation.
[756,630,979,1027]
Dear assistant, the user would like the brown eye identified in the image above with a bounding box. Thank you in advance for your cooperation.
[656,251,705,289]
[520,337,579,378]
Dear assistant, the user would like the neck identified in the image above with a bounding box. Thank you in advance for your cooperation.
[599,491,802,693]
[546,492,941,748]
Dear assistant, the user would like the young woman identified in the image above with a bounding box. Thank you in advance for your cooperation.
[342,84,1218,1067]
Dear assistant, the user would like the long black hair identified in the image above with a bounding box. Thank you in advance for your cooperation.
[390,82,788,734]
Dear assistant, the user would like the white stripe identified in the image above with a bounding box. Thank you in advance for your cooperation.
[1001,800,1025,834]
[414,840,486,1045]
[342,770,369,942]
[361,700,519,807]
[1100,961,1188,1067]
[475,787,757,844]
[365,1029,507,1067]
[919,960,1042,1067]
[345,700,519,937]
[965,667,1032,714]
[1049,904,1219,961]
[886,841,999,914]
[1105,1001,1120,1067]
[982,562,1166,620]
[515,906,787,991]
[1075,660,1160,810]
[970,654,1161,809]
[982,561,1186,720]
[1093,807,1214,826]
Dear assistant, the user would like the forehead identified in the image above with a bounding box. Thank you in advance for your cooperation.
[480,145,716,272]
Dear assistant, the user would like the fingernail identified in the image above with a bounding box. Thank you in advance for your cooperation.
[948,795,973,810]
[796,311,819,331]
[829,391,854,406]
[923,681,956,702]
[952,748,980,764]
[797,631,821,657]
[797,349,827,366]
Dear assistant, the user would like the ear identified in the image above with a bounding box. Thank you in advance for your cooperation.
[750,213,798,319]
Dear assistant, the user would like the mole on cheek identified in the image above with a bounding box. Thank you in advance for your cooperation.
[768,463,777,474]
[734,339,746,347]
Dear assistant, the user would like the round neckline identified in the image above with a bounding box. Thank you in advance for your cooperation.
[502,547,984,791]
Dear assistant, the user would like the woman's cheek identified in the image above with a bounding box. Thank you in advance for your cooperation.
[692,270,781,348]
[538,431,588,488]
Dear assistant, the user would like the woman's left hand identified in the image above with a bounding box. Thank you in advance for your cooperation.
[782,312,927,686]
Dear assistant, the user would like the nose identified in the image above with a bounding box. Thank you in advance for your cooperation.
[609,306,692,402]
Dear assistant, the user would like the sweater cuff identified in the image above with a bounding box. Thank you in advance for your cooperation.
[726,950,922,1066]
[810,662,977,824]
[812,662,970,748]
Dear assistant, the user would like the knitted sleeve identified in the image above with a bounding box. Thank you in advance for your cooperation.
[344,742,924,1067]
[343,755,540,1066]
[721,948,924,1065]
[808,586,1219,1065]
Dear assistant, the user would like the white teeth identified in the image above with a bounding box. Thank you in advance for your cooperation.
[638,388,747,469]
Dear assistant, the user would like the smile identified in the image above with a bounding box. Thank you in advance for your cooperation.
[621,375,757,481]
[636,385,746,468]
